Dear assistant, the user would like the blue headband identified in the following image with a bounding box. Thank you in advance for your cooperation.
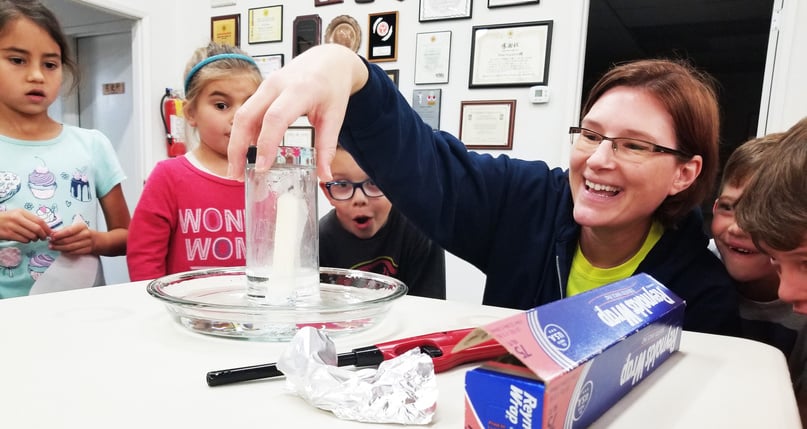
[184,53,259,94]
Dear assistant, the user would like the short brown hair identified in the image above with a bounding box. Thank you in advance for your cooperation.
[736,117,807,251]
[718,133,783,192]
[581,59,720,227]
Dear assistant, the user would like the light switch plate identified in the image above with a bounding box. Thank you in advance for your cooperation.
[529,86,550,104]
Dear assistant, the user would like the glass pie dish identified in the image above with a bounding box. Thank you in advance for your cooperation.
[147,267,407,341]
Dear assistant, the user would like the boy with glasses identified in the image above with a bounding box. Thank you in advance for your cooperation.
[319,145,446,299]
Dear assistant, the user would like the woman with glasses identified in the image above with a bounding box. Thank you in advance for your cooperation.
[319,145,446,299]
[228,44,740,336]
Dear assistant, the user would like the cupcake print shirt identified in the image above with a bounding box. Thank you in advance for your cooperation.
[0,125,125,298]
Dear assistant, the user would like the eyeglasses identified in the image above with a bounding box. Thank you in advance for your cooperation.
[323,179,384,201]
[569,126,692,162]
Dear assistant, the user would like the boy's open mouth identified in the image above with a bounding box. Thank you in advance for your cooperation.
[354,216,370,226]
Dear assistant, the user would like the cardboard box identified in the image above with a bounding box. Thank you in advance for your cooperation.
[460,273,684,429]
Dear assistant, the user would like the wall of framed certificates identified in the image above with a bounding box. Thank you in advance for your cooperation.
[205,0,591,304]
[204,1,585,159]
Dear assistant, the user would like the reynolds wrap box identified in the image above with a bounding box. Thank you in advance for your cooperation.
[459,273,684,429]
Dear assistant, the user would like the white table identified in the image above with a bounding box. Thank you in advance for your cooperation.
[0,282,800,428]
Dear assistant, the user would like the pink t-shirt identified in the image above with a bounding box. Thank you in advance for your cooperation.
[127,156,245,281]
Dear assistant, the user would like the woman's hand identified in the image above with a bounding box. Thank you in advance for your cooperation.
[227,44,369,182]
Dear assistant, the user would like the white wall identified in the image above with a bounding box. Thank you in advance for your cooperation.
[77,0,807,304]
[763,0,807,133]
[207,1,588,169]
[74,0,212,188]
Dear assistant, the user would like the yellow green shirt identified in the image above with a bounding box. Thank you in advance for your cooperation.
[566,221,664,296]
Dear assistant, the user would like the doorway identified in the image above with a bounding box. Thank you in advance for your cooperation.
[582,0,776,226]
[42,0,139,283]
[77,32,135,284]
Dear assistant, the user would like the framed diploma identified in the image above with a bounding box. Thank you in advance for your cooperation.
[248,6,282,44]
[488,0,539,7]
[293,15,322,58]
[253,54,284,78]
[385,69,399,87]
[459,100,516,150]
[368,11,398,62]
[211,14,240,47]
[414,31,451,85]
[413,89,442,130]
[419,0,472,22]
[283,126,315,147]
[469,21,553,88]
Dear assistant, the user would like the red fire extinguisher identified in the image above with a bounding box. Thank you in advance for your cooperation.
[161,88,187,157]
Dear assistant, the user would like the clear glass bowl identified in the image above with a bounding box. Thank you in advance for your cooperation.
[147,267,407,341]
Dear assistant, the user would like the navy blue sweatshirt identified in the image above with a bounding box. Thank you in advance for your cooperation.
[338,61,741,336]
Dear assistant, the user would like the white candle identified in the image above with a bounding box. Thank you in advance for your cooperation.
[268,191,308,303]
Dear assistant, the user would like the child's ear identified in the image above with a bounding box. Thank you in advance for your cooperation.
[318,181,327,193]
[184,105,197,127]
[319,182,336,207]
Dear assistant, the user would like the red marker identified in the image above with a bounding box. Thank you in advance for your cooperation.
[206,328,507,387]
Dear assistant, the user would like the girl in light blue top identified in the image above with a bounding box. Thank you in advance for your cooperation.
[0,0,130,298]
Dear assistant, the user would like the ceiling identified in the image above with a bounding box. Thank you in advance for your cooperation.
[41,0,123,29]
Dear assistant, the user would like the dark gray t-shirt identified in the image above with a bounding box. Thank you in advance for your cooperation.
[319,208,446,299]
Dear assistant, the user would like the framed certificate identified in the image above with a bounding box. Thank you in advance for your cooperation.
[414,31,451,85]
[488,0,539,7]
[293,15,322,58]
[368,11,398,62]
[385,69,399,87]
[283,126,315,147]
[211,14,240,47]
[459,100,516,150]
[248,6,282,44]
[469,21,553,88]
[253,54,284,78]
[419,0,472,22]
[413,89,442,130]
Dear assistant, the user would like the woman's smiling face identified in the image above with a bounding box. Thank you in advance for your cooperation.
[569,86,698,232]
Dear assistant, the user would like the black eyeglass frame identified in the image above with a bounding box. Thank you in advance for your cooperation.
[323,179,384,201]
[569,126,693,159]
